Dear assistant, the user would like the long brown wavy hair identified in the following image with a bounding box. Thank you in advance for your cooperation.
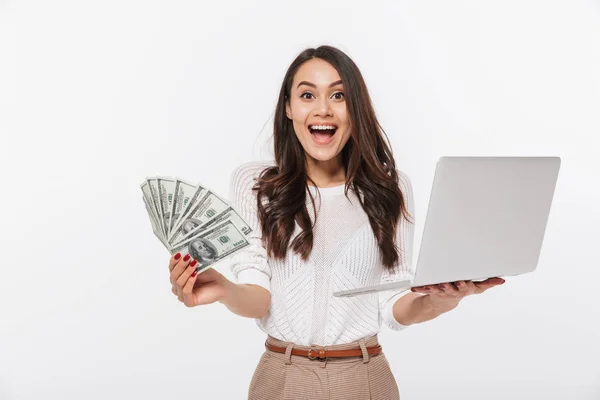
[254,45,413,270]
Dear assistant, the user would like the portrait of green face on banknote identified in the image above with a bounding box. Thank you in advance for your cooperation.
[188,238,218,264]
[181,218,202,236]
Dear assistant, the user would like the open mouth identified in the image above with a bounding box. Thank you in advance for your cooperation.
[308,124,338,144]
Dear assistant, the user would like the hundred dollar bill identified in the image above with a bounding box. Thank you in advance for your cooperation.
[167,190,230,246]
[169,206,252,248]
[143,195,169,249]
[169,220,251,274]
[167,184,208,242]
[156,176,177,238]
[167,178,198,237]
[141,180,164,239]
[142,194,159,231]
[147,178,167,238]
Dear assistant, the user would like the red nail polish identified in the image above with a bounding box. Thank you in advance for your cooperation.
[174,253,181,260]
[190,259,197,267]
[191,271,197,278]
[183,254,190,262]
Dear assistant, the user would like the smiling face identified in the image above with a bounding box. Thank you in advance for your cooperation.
[285,58,352,167]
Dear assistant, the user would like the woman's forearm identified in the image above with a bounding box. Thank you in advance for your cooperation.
[392,292,460,325]
[218,280,271,319]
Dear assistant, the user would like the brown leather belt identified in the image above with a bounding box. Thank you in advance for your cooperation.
[265,341,382,360]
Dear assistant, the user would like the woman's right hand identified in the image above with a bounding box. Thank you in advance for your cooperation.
[168,253,230,307]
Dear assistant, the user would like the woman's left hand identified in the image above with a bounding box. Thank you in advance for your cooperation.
[411,277,506,308]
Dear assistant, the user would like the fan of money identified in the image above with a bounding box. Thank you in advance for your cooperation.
[141,177,253,275]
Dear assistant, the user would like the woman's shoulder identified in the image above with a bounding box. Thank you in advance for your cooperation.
[231,160,275,183]
[392,167,413,202]
[229,160,276,197]
[394,167,411,185]
[393,167,414,213]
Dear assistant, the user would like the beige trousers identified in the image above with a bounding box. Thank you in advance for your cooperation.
[248,335,400,400]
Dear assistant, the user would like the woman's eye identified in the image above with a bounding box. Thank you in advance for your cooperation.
[300,92,345,100]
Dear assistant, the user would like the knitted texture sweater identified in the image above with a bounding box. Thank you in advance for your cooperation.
[228,161,415,346]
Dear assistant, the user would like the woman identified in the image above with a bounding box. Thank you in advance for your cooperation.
[167,45,504,399]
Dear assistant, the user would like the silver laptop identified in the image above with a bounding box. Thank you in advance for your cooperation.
[333,156,561,297]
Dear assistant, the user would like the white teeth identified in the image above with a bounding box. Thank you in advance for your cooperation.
[310,125,337,130]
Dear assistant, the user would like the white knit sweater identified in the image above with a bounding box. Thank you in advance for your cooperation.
[228,161,415,346]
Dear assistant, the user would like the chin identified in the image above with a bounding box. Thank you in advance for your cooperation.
[307,150,340,162]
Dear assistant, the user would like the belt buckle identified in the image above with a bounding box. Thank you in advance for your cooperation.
[307,348,327,362]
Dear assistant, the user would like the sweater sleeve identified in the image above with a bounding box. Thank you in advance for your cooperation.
[227,163,272,293]
[379,170,416,331]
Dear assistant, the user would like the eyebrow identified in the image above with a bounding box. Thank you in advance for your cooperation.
[297,79,343,89]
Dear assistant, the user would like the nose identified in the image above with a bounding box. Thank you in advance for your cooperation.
[313,96,333,117]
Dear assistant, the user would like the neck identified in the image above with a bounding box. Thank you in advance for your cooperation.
[305,155,346,188]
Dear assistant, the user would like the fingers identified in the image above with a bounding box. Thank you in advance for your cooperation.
[410,284,440,294]
[170,253,192,285]
[454,280,474,295]
[169,253,196,302]
[411,278,504,296]
[463,280,477,293]
[484,277,506,285]
[169,252,182,272]
[411,282,465,296]
[411,285,443,294]
[181,270,199,307]
[176,260,197,302]
[473,278,505,293]
[426,285,443,294]
[438,283,458,295]
[176,259,198,289]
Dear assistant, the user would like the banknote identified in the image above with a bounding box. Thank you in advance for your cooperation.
[142,195,169,249]
[141,176,254,269]
[170,206,252,248]
[167,184,208,242]
[167,178,198,238]
[147,178,167,238]
[169,219,251,274]
[156,177,177,238]
[142,195,159,231]
[167,190,231,246]
[141,180,163,235]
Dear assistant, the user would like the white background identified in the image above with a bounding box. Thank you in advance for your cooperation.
[1,1,599,399]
